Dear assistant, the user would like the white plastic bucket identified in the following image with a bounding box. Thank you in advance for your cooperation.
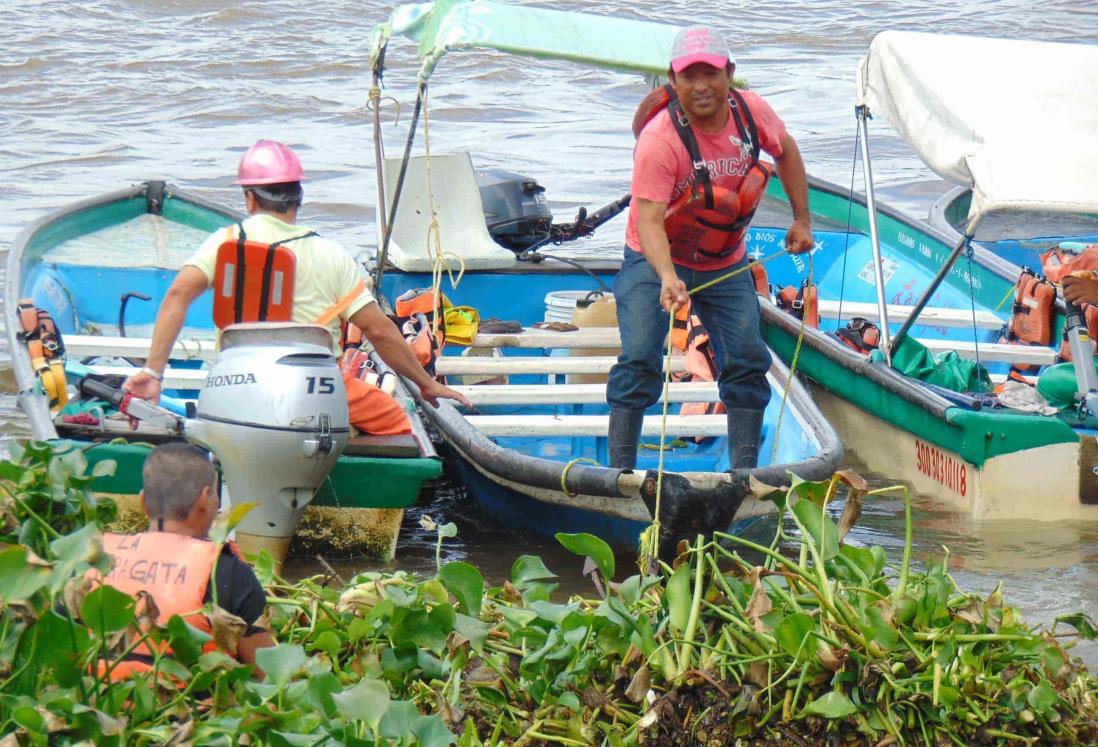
[543,290,610,324]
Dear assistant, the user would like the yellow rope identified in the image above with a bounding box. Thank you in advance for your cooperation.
[769,252,812,462]
[420,86,466,335]
[638,247,793,568]
[561,457,601,497]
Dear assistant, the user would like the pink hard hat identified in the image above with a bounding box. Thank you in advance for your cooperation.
[234,139,306,186]
[670,26,735,73]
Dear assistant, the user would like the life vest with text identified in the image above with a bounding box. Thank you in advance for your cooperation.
[641,86,770,268]
[212,223,316,329]
[88,532,224,680]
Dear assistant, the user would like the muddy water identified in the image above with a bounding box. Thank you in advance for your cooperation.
[3,1,1096,664]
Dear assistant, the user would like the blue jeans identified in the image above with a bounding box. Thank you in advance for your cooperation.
[607,248,771,412]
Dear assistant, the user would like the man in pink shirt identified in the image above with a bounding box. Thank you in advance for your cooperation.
[607,25,814,471]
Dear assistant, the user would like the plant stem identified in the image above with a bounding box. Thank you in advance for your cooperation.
[676,535,706,677]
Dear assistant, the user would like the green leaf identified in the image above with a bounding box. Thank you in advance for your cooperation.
[309,630,343,658]
[788,473,830,505]
[305,671,343,718]
[792,498,839,560]
[91,459,117,478]
[511,555,557,588]
[33,611,91,687]
[333,678,390,728]
[439,561,483,617]
[208,501,258,544]
[390,608,447,655]
[0,546,52,600]
[865,606,898,651]
[166,614,211,666]
[12,705,45,735]
[256,644,306,686]
[1055,612,1097,640]
[379,699,420,742]
[454,613,491,654]
[555,532,615,580]
[81,584,135,636]
[666,562,692,637]
[775,612,817,660]
[805,690,858,719]
[1027,680,1058,716]
[412,714,458,747]
[437,522,458,539]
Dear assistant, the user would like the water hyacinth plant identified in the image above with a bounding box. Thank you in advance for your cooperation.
[0,442,1096,745]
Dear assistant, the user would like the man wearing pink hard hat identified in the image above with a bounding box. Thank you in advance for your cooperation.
[608,25,814,471]
[125,140,471,432]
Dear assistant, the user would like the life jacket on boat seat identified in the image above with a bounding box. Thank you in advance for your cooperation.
[634,84,771,269]
[1057,303,1098,363]
[1040,243,1098,284]
[211,223,316,329]
[339,347,412,435]
[16,298,68,412]
[774,279,819,329]
[1001,268,1056,374]
[748,258,770,298]
[87,532,226,681]
[393,288,446,376]
[672,311,725,440]
[833,317,881,354]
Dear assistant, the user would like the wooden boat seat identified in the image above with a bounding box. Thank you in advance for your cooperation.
[919,339,1057,366]
[452,381,718,405]
[343,433,421,458]
[465,413,728,437]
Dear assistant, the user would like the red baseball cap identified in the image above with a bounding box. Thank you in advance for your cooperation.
[670,25,735,72]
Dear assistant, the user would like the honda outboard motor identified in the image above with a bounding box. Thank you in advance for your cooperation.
[183,323,349,563]
[476,168,553,251]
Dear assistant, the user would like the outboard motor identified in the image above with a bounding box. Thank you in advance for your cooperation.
[476,168,553,251]
[183,323,349,563]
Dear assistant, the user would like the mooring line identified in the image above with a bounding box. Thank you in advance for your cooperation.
[640,246,810,568]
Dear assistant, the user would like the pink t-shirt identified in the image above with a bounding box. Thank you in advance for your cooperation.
[626,90,788,270]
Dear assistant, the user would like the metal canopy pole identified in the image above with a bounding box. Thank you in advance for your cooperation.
[856,105,893,364]
[888,232,970,357]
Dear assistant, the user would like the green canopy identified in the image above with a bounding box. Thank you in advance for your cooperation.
[370,0,682,81]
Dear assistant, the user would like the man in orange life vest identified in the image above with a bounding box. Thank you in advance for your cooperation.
[608,26,813,470]
[123,140,471,430]
[89,443,275,676]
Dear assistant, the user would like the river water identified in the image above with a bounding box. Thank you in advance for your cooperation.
[3,1,1097,664]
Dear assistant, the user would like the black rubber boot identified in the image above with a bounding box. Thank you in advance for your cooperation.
[608,408,645,470]
[726,408,765,469]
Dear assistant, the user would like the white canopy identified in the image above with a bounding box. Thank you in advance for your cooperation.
[856,31,1098,234]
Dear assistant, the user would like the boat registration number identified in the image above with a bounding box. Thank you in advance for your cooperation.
[914,439,967,497]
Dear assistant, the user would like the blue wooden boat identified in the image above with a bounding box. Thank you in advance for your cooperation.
[5,181,442,560]
[368,1,843,551]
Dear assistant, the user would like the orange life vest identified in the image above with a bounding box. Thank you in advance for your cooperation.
[394,288,445,374]
[212,223,315,329]
[775,279,819,329]
[748,258,769,298]
[16,299,68,411]
[833,317,881,354]
[636,85,770,269]
[1040,244,1098,283]
[677,312,726,436]
[1006,268,1056,346]
[88,532,222,680]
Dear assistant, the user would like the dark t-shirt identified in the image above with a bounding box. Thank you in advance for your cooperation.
[206,545,268,637]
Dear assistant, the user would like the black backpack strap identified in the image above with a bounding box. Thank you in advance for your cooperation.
[665,90,714,209]
[727,88,760,164]
[234,223,248,324]
[257,231,317,322]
